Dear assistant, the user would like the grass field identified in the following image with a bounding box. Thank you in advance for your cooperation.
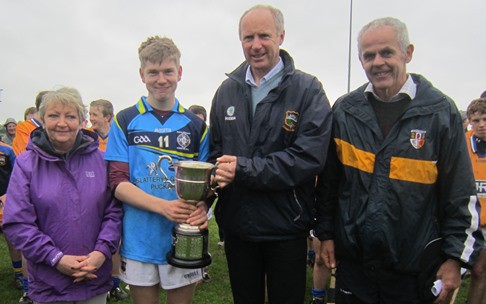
[0,220,471,303]
[0,220,302,304]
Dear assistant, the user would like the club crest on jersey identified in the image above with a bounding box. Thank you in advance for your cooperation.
[0,155,6,166]
[177,131,191,151]
[410,129,426,149]
[283,111,299,132]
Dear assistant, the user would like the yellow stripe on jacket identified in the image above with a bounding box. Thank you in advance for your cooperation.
[335,138,438,185]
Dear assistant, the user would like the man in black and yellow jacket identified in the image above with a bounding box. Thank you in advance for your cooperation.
[315,17,483,304]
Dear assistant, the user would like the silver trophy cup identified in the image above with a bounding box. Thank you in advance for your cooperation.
[157,155,214,268]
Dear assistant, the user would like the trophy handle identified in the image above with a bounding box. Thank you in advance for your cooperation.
[157,155,175,188]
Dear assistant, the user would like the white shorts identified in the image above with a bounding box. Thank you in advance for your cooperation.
[119,257,202,290]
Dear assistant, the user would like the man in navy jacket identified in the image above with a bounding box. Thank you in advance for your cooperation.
[210,4,332,304]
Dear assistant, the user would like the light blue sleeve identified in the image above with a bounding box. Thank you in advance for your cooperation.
[104,119,129,163]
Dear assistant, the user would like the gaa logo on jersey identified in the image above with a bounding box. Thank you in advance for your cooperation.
[133,135,151,144]
[410,129,426,149]
[177,131,191,151]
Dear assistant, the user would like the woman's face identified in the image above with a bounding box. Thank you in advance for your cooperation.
[43,102,82,153]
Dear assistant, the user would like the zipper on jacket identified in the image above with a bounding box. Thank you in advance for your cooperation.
[292,189,303,221]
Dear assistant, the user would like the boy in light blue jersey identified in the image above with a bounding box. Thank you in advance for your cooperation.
[105,36,210,304]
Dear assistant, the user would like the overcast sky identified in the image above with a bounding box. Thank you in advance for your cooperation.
[1,0,485,123]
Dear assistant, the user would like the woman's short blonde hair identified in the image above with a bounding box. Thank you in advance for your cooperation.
[39,87,85,124]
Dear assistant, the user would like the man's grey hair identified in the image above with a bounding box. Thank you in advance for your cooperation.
[239,5,284,38]
[358,17,410,54]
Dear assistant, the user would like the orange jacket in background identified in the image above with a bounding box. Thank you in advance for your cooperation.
[12,118,42,156]
[466,130,486,226]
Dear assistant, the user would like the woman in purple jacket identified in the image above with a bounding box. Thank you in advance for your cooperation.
[3,87,122,304]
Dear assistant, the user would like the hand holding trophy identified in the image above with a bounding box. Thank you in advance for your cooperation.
[157,155,215,269]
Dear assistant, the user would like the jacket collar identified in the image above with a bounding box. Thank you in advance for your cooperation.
[343,74,446,114]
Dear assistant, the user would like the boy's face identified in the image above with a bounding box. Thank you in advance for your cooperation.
[89,106,110,131]
[140,58,182,106]
[469,111,486,141]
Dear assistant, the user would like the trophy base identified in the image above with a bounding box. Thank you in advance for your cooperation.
[167,252,212,269]
[168,225,212,269]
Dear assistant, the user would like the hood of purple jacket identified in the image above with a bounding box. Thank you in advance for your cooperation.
[27,127,100,160]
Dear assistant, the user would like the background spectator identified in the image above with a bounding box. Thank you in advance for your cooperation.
[2,118,17,145]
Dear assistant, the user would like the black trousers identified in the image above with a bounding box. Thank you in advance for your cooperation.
[224,235,307,304]
[335,259,431,304]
